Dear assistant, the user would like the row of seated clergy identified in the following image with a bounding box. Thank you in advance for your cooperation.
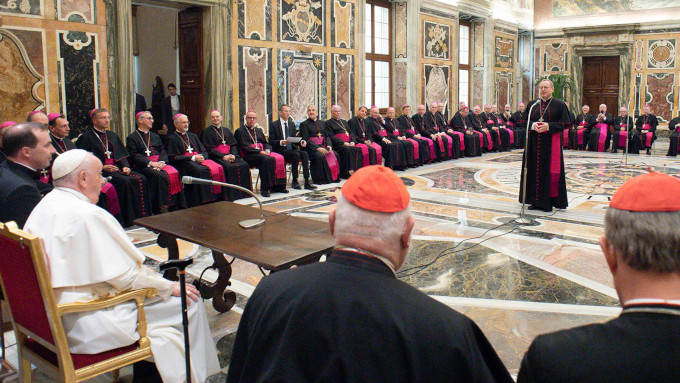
[567,104,658,155]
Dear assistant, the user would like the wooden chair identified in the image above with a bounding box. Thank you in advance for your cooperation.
[0,222,157,382]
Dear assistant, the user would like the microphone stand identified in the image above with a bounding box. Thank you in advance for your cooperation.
[515,101,539,225]
[624,98,632,168]
[181,176,266,229]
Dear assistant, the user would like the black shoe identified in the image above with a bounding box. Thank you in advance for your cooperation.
[133,361,163,383]
[279,189,289,193]
[304,182,317,190]
[261,190,270,197]
[292,182,302,189]
[611,149,618,154]
[647,148,651,155]
[528,205,539,210]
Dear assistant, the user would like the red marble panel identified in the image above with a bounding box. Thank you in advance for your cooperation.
[645,73,674,122]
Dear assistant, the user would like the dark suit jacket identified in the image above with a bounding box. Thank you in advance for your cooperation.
[269,117,296,152]
[0,160,45,228]
[518,305,680,383]
[135,93,147,115]
[161,94,182,134]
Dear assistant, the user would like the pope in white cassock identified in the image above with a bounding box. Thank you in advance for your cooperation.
[23,149,220,383]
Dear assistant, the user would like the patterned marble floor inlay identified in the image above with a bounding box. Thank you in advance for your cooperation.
[9,148,680,382]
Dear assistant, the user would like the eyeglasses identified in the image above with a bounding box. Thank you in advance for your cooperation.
[246,116,257,120]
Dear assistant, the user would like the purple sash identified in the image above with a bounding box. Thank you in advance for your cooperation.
[378,129,388,137]
[147,155,182,195]
[404,138,420,160]
[642,124,653,147]
[104,158,115,166]
[501,126,514,144]
[408,129,435,161]
[576,121,587,145]
[355,143,370,167]
[487,119,494,125]
[563,129,570,147]
[594,122,609,152]
[484,131,493,150]
[443,135,453,158]
[310,136,340,180]
[251,143,285,180]
[101,182,121,217]
[550,133,561,198]
[618,125,628,148]
[334,133,350,142]
[450,130,465,151]
[187,150,226,194]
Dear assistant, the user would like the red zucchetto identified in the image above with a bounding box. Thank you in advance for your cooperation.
[341,165,410,213]
[610,172,680,212]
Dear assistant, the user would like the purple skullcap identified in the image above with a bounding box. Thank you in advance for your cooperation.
[0,121,17,129]
[47,113,62,122]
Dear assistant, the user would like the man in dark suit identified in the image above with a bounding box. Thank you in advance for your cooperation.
[135,92,147,115]
[518,172,680,383]
[0,123,55,228]
[227,165,513,383]
[269,104,315,190]
[161,83,181,136]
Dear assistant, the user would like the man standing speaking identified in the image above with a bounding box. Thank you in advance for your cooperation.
[519,79,570,212]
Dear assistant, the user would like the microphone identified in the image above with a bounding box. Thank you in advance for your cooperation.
[181,176,265,229]
[516,101,539,225]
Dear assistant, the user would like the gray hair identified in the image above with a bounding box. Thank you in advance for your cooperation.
[53,154,98,188]
[605,207,680,273]
[334,195,411,244]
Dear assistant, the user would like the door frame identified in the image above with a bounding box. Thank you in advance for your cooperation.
[569,44,633,117]
[106,0,228,137]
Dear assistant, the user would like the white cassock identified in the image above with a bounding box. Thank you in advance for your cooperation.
[24,187,220,383]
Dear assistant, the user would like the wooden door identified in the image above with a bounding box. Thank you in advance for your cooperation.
[582,56,619,115]
[178,7,204,135]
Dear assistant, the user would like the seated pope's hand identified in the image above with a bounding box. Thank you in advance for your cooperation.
[172,283,200,305]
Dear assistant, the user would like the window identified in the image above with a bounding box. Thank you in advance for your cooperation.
[365,1,392,109]
[458,21,471,107]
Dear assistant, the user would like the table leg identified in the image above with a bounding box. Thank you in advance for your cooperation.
[193,250,236,313]
[157,233,180,281]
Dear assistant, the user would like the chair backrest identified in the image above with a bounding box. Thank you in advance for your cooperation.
[0,222,64,349]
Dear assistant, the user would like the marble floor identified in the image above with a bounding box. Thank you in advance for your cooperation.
[5,140,679,381]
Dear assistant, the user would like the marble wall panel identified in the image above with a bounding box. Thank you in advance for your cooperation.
[495,72,513,107]
[634,39,644,71]
[534,46,540,95]
[424,65,449,112]
[395,2,407,58]
[647,39,676,69]
[544,43,567,72]
[238,46,272,134]
[57,30,98,137]
[330,53,354,120]
[634,73,642,115]
[522,74,531,104]
[0,29,44,122]
[423,21,450,60]
[494,36,514,70]
[278,50,327,122]
[0,0,41,16]
[472,70,484,107]
[331,0,354,49]
[645,73,674,122]
[394,62,407,109]
[280,0,324,46]
[473,22,484,67]
[57,0,95,24]
[583,34,617,45]
[237,0,272,41]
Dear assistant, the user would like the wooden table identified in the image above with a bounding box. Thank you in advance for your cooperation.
[134,202,334,312]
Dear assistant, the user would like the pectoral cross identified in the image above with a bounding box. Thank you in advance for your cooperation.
[221,139,226,145]
[145,149,152,156]
[104,150,112,159]
[40,169,49,178]
[186,146,194,153]
[539,117,544,122]
[317,132,323,138]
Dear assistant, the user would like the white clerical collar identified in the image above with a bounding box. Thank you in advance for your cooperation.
[541,97,553,102]
[624,298,680,306]
[54,186,90,202]
[11,161,37,172]
[93,127,106,134]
